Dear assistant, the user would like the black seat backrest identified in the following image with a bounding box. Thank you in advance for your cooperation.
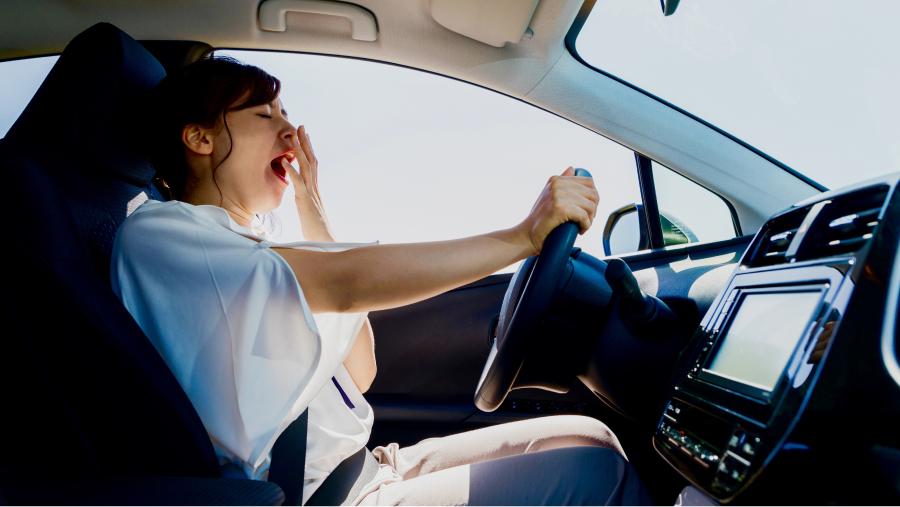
[6,21,170,283]
[0,22,219,491]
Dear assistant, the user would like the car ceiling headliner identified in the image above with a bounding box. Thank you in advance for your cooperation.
[0,0,578,99]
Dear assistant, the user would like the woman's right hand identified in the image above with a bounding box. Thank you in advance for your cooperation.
[516,166,600,256]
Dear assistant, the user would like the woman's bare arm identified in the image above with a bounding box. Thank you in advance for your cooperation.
[286,123,379,391]
[271,225,532,313]
[271,167,600,315]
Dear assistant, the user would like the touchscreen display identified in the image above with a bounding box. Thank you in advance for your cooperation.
[707,291,821,392]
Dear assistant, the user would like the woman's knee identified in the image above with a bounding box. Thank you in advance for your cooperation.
[468,446,652,505]
[530,415,625,457]
[568,415,622,449]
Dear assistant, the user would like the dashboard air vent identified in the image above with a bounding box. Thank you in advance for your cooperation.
[796,185,889,261]
[745,206,809,267]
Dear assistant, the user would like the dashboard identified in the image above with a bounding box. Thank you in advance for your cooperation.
[654,174,900,504]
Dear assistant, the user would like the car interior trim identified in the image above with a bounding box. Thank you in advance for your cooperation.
[636,152,665,249]
[881,231,900,389]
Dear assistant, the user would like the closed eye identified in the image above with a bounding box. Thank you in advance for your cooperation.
[257,113,272,119]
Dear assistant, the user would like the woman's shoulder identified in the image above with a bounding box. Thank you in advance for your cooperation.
[115,198,239,254]
[122,198,229,234]
[125,198,187,223]
[115,198,273,259]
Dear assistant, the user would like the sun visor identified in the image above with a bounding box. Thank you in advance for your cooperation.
[430,0,539,48]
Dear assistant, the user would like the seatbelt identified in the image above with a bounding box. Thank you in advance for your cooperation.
[267,409,379,506]
[268,409,308,506]
[306,447,379,506]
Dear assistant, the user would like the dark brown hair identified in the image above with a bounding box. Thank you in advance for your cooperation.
[150,55,281,203]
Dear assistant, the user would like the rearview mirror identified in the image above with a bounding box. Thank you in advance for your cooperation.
[602,203,698,256]
[660,0,680,16]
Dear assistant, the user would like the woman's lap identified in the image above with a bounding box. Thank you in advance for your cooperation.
[373,414,625,479]
[356,446,650,505]
[353,414,641,506]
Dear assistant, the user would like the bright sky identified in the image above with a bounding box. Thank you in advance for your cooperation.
[576,0,900,190]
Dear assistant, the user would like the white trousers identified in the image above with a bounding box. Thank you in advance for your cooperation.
[348,414,629,505]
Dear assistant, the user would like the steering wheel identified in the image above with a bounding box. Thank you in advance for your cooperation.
[474,168,592,412]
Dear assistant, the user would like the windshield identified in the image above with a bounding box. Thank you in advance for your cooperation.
[575,1,900,189]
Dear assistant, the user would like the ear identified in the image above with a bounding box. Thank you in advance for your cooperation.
[181,124,215,156]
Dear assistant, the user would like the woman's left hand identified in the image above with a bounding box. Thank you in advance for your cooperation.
[285,125,335,242]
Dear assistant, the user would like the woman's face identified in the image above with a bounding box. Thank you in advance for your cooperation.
[206,96,296,214]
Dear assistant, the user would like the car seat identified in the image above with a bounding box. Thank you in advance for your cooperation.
[0,22,291,505]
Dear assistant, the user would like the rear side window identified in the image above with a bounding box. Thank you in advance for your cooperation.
[652,161,738,245]
[0,56,58,138]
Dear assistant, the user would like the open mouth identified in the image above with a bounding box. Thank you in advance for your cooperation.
[270,155,290,185]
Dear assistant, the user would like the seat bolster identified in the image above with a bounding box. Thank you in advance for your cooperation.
[8,476,285,506]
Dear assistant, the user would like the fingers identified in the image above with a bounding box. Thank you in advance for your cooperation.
[289,131,315,180]
[292,143,312,186]
[282,157,307,195]
[548,168,599,235]
[568,195,595,234]
[570,181,600,206]
[295,125,318,187]
[549,170,598,191]
[298,126,317,165]
[522,166,601,252]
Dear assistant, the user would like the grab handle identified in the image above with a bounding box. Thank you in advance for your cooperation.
[258,0,378,41]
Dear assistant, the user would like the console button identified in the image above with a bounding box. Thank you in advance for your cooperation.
[739,435,761,459]
[703,452,720,465]
[742,443,756,457]
[728,430,745,449]
[722,453,749,477]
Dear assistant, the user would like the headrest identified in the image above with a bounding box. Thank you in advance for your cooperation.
[5,22,165,187]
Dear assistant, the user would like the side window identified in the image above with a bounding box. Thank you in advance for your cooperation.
[652,161,738,245]
[220,50,642,273]
[2,53,736,265]
[0,56,58,137]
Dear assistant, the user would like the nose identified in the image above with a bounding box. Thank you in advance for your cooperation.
[279,119,296,143]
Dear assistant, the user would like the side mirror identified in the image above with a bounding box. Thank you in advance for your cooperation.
[603,203,649,256]
[602,203,698,256]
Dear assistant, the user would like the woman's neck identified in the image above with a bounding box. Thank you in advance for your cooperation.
[181,186,254,228]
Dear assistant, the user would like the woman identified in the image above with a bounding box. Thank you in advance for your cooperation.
[110,56,647,505]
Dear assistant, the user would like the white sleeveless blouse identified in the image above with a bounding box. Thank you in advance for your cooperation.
[110,198,378,504]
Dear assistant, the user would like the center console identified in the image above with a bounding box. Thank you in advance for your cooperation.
[654,181,897,502]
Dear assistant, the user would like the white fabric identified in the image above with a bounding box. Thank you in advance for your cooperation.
[109,198,378,504]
